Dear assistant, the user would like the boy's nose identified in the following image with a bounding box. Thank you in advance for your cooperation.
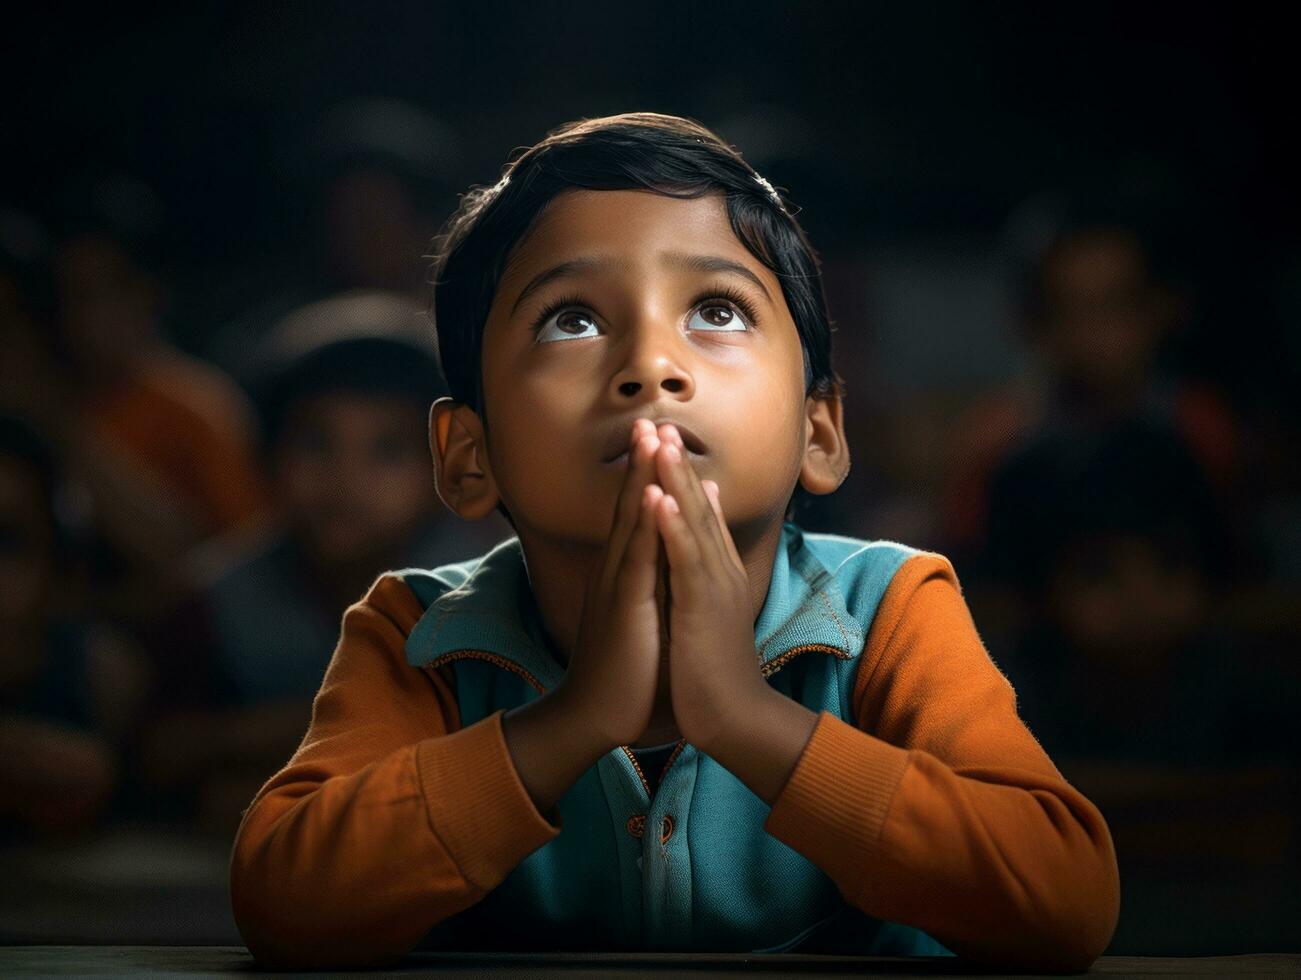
[610,327,695,402]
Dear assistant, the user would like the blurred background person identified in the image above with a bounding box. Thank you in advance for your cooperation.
[977,415,1297,952]
[936,203,1254,660]
[945,210,1241,578]
[2,180,272,631]
[983,417,1240,762]
[205,98,464,377]
[137,291,507,836]
[0,416,151,840]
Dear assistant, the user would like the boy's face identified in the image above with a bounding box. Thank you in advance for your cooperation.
[453,189,838,549]
[274,391,436,567]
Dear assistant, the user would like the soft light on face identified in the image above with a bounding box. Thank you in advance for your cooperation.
[477,189,809,547]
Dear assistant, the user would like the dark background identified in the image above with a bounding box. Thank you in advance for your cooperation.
[2,0,1297,958]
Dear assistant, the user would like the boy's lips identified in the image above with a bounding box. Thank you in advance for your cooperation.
[601,445,706,467]
[600,418,708,462]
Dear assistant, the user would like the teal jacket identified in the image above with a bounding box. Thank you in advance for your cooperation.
[399,521,954,955]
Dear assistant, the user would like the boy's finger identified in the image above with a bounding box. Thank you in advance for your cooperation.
[615,482,663,600]
[654,430,728,570]
[655,490,706,602]
[703,480,744,574]
[657,424,715,523]
[604,423,659,579]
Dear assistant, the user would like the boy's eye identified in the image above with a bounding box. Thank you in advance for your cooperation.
[688,302,748,332]
[532,294,755,343]
[536,308,600,343]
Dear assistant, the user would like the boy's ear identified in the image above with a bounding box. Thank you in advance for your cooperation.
[798,390,851,496]
[428,397,501,520]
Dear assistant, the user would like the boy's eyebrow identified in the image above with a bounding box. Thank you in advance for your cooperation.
[509,251,772,316]
[662,252,772,302]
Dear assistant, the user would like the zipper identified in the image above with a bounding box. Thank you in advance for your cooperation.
[622,746,654,797]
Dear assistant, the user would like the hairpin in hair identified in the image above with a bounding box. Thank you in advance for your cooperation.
[753,172,786,212]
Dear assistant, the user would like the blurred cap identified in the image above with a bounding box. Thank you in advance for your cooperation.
[249,289,448,447]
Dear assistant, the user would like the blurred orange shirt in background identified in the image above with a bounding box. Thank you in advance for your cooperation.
[84,349,271,536]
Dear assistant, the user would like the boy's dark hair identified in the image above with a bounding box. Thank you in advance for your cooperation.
[426,112,842,525]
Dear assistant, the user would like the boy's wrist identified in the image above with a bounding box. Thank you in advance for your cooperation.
[501,683,616,816]
[698,686,820,807]
[547,677,629,754]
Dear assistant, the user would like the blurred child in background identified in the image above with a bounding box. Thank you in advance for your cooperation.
[945,220,1240,569]
[0,417,151,839]
[139,291,506,834]
[3,184,271,630]
[981,417,1238,763]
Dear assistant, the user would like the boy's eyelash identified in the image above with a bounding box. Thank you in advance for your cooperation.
[694,284,761,327]
[530,293,589,335]
[528,284,762,336]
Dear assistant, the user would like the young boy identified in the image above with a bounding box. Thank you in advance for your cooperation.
[230,113,1120,970]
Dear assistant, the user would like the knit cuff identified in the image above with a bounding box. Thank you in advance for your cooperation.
[763,710,912,895]
[415,708,562,892]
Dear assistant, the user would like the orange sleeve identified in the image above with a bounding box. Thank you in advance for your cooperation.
[763,554,1120,972]
[229,574,562,969]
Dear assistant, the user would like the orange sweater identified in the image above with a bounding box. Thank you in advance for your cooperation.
[87,350,271,535]
[230,553,1120,970]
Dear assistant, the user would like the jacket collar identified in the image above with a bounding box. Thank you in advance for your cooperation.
[405,521,865,689]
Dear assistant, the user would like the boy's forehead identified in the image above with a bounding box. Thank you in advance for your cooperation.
[499,189,768,290]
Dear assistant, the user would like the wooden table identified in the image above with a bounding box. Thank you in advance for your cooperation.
[0,947,1297,977]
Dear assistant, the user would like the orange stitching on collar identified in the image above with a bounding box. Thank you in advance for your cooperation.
[421,650,546,694]
[760,643,850,677]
